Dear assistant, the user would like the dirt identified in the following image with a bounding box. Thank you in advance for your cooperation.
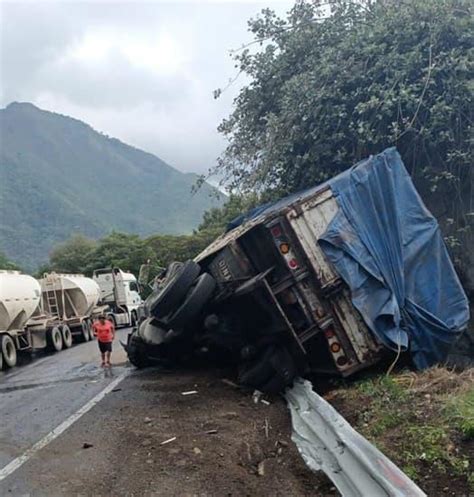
[5,367,334,497]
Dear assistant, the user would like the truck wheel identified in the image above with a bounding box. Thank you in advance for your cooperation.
[1,335,17,368]
[238,348,274,387]
[127,333,151,368]
[165,273,216,330]
[238,346,296,394]
[47,326,63,352]
[62,325,73,348]
[81,321,90,342]
[149,261,200,319]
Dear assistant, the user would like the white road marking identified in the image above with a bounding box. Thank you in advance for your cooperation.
[0,370,128,483]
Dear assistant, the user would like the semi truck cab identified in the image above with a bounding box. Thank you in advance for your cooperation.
[93,268,142,327]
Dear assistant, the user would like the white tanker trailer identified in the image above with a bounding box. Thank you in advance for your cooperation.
[0,270,41,368]
[0,271,105,369]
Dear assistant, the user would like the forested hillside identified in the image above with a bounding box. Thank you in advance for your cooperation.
[0,102,222,270]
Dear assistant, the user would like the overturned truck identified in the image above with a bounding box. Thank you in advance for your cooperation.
[126,148,469,392]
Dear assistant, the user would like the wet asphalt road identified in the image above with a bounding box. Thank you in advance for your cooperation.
[0,328,131,478]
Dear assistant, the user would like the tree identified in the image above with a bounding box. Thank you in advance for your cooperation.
[214,0,473,288]
[48,235,97,274]
[197,193,261,235]
[84,232,155,276]
[0,251,19,270]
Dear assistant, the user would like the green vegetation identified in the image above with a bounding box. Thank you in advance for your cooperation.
[0,250,19,270]
[334,368,473,490]
[445,387,474,438]
[213,0,473,291]
[0,102,223,271]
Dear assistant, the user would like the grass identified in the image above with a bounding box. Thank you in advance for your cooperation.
[331,367,474,490]
[445,387,474,438]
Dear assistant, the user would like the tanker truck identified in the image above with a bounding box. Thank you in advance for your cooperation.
[0,271,104,369]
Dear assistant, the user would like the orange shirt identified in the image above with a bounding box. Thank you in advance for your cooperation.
[93,320,114,343]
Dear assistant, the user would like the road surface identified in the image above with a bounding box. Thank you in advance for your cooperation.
[0,328,130,494]
[0,328,331,497]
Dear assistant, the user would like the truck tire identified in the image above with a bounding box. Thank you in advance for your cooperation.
[1,335,17,368]
[62,325,73,348]
[127,333,151,369]
[239,347,274,386]
[149,261,200,319]
[165,273,216,330]
[239,346,296,394]
[81,321,90,342]
[47,326,63,352]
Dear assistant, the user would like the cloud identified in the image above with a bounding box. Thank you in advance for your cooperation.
[1,1,294,174]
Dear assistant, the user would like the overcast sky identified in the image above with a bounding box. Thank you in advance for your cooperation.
[0,0,294,177]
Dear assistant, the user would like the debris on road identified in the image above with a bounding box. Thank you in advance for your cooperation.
[181,390,198,395]
[252,390,263,404]
[160,437,176,446]
[82,442,94,449]
[221,379,240,389]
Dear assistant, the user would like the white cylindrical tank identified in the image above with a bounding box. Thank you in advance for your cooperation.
[0,271,41,331]
[40,273,100,318]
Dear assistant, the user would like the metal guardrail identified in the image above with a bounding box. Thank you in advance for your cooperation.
[285,379,427,497]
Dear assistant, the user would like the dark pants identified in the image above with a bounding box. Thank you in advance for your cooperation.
[98,341,112,353]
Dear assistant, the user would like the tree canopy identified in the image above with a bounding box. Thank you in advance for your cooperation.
[213,0,473,288]
[0,251,19,270]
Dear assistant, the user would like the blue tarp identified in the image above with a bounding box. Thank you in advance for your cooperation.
[319,148,469,369]
[229,147,469,369]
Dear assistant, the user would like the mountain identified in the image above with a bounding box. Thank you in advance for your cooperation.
[0,102,223,270]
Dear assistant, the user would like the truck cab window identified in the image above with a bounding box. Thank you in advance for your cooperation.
[129,282,139,292]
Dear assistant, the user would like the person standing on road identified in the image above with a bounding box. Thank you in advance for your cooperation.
[92,315,115,367]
